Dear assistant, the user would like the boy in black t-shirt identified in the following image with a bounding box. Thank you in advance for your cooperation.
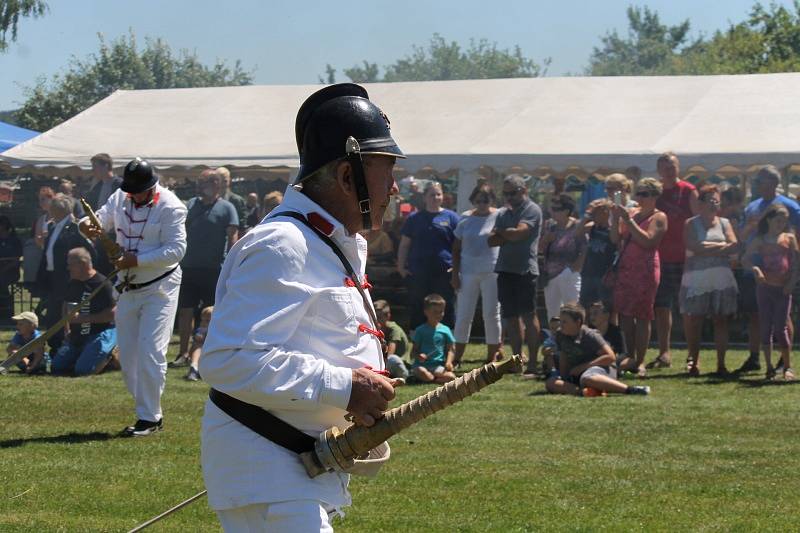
[545,303,649,397]
[51,248,117,376]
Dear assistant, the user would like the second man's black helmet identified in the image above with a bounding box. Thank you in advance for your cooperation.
[121,157,158,194]
[294,83,404,230]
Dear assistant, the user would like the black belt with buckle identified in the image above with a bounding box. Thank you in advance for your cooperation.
[123,266,178,291]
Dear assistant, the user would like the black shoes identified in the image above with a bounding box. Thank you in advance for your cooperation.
[736,356,761,373]
[122,418,163,437]
[626,385,651,395]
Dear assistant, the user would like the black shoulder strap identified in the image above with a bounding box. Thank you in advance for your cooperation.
[272,211,385,351]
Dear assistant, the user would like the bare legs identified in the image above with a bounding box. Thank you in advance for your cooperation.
[619,314,650,376]
[655,306,672,365]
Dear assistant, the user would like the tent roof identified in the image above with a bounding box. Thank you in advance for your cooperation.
[0,121,39,152]
[2,73,800,174]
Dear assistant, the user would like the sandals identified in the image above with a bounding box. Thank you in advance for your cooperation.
[766,367,777,381]
[646,355,672,369]
[687,364,700,378]
[784,368,796,381]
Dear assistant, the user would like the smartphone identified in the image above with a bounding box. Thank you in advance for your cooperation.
[613,191,622,206]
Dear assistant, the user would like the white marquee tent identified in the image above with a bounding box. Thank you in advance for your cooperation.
[3,73,800,210]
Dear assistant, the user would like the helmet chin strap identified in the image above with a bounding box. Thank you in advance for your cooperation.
[345,136,373,231]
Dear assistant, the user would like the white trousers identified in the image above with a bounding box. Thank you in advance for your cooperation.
[543,268,581,321]
[217,500,338,533]
[453,271,502,344]
[115,269,181,422]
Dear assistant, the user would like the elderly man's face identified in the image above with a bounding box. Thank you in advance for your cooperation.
[67,254,88,280]
[48,202,69,221]
[363,155,399,230]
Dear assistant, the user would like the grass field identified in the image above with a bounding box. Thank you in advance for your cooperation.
[1,332,798,532]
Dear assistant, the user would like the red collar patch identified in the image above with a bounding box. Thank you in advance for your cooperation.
[307,212,334,236]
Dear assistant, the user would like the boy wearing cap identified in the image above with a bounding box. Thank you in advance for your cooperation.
[7,311,46,374]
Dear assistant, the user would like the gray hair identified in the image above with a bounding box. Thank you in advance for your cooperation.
[504,174,528,190]
[67,247,92,266]
[51,193,74,216]
[299,159,342,196]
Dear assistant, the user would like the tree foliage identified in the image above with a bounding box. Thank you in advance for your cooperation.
[323,33,548,84]
[16,31,254,131]
[587,6,700,75]
[0,0,47,52]
[588,2,800,76]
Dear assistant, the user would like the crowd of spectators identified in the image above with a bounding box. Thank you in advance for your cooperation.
[5,150,800,392]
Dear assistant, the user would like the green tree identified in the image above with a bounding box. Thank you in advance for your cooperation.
[323,33,547,83]
[16,31,254,131]
[681,1,800,74]
[587,6,701,75]
[0,0,47,52]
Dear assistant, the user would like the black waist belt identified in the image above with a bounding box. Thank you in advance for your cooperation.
[209,388,316,454]
[124,266,178,291]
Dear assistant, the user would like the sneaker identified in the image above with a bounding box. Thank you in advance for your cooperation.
[185,367,201,382]
[168,355,190,368]
[627,385,651,396]
[122,418,163,437]
[736,356,761,373]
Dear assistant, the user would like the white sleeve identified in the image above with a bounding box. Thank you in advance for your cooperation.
[136,201,187,267]
[199,235,352,412]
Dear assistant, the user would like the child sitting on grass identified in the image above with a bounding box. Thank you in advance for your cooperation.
[7,311,47,374]
[545,303,649,397]
[374,299,409,381]
[410,294,456,384]
[185,306,213,382]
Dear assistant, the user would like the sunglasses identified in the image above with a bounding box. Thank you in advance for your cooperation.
[704,198,720,206]
[635,191,657,198]
[503,189,522,197]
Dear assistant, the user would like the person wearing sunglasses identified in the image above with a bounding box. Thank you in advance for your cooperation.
[540,193,586,324]
[488,175,543,375]
[680,184,740,376]
[651,152,700,370]
[450,183,502,366]
[611,178,668,378]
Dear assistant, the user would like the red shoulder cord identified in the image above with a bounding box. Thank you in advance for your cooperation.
[363,365,390,377]
[344,274,372,290]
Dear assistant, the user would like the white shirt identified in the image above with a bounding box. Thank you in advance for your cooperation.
[86,184,187,284]
[453,210,500,275]
[45,216,70,272]
[200,185,383,511]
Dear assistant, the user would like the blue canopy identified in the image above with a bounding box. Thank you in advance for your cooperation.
[0,121,39,152]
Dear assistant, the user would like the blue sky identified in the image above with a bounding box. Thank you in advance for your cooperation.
[1,0,794,112]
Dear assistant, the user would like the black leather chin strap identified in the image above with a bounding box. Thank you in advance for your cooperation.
[345,136,372,231]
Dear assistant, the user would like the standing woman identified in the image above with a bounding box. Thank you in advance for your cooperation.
[540,193,586,321]
[397,182,460,329]
[611,178,668,377]
[743,204,798,381]
[680,185,740,376]
[451,183,502,365]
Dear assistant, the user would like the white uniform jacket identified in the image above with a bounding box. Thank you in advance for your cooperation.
[200,186,384,511]
[89,184,187,283]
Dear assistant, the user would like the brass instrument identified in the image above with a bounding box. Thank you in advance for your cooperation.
[79,197,123,262]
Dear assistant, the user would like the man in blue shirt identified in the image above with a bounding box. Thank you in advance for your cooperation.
[738,165,800,372]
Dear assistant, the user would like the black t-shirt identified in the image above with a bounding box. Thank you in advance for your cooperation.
[582,225,617,277]
[600,323,626,357]
[64,272,114,345]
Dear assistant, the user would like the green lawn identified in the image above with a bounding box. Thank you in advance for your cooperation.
[0,332,798,532]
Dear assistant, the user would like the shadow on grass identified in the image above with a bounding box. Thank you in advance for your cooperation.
[736,378,800,389]
[0,431,120,449]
